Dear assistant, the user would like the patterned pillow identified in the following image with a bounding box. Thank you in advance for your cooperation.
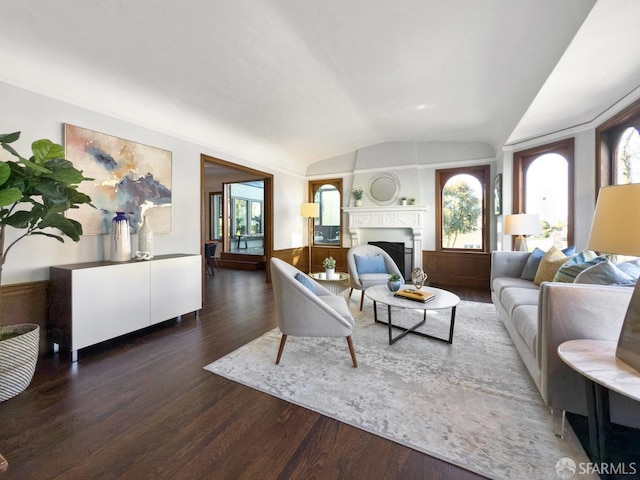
[534,246,568,285]
[354,254,387,274]
[552,251,604,283]
[574,260,636,286]
[294,272,321,295]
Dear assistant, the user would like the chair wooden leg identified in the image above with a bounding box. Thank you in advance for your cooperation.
[346,335,358,368]
[275,334,287,365]
[359,290,365,310]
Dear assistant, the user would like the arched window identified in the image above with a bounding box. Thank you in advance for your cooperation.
[436,165,490,252]
[513,138,574,250]
[309,179,342,246]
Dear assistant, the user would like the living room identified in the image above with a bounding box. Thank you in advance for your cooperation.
[2,1,640,478]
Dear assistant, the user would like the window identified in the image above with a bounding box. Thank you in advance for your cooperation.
[436,165,490,252]
[228,180,264,240]
[597,97,640,189]
[309,179,342,246]
[513,139,574,250]
[209,192,222,240]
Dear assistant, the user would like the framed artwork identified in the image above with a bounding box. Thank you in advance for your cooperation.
[64,124,172,234]
[494,174,502,215]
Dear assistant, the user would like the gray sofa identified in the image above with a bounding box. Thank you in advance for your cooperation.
[490,251,640,434]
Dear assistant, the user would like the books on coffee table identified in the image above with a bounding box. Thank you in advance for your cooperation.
[394,289,436,303]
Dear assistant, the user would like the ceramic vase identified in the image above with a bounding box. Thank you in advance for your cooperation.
[110,212,131,262]
[325,268,335,279]
[355,199,362,207]
[137,214,154,258]
[387,280,402,292]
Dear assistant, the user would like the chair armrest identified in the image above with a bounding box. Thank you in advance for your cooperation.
[538,282,633,406]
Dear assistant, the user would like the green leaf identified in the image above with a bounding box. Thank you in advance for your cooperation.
[4,210,36,229]
[0,187,23,207]
[30,231,64,243]
[0,132,20,144]
[0,162,11,187]
[32,139,64,163]
[38,213,82,242]
[1,142,23,160]
[21,156,52,175]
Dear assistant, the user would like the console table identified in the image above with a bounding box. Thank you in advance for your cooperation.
[558,339,640,464]
[49,254,202,361]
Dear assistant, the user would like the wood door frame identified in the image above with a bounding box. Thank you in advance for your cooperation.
[201,154,274,282]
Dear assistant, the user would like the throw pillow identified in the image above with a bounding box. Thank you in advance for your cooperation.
[354,254,387,274]
[552,251,604,283]
[294,272,321,295]
[617,258,640,279]
[574,260,636,286]
[534,246,568,285]
[521,246,576,281]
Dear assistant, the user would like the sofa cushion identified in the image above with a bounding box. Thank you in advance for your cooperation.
[511,305,538,359]
[534,246,568,285]
[501,287,539,316]
[493,277,539,302]
[359,273,391,289]
[575,260,636,286]
[355,254,387,274]
[552,251,604,283]
[521,246,575,281]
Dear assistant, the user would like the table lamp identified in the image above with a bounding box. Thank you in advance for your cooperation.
[300,202,319,274]
[504,213,542,251]
[587,183,640,371]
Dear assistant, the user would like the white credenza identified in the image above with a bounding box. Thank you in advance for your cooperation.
[49,254,202,361]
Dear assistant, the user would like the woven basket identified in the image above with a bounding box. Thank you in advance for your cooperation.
[0,324,39,402]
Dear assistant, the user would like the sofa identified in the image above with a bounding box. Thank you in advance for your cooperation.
[490,250,640,434]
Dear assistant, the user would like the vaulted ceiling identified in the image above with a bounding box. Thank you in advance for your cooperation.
[1,0,639,175]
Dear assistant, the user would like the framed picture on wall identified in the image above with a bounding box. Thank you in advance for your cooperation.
[494,174,502,215]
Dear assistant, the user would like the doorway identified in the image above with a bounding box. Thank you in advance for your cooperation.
[201,154,273,282]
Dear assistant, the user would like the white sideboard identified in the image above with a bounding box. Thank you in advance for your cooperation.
[49,254,202,361]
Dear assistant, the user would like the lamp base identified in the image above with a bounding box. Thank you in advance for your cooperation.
[514,235,528,252]
[616,280,640,372]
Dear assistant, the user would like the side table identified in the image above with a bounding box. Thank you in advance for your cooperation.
[309,272,350,299]
[558,339,640,465]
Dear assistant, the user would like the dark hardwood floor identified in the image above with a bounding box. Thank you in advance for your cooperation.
[0,270,491,480]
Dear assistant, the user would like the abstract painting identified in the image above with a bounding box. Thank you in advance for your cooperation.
[65,124,172,234]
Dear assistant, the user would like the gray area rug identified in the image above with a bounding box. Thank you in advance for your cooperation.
[204,298,595,479]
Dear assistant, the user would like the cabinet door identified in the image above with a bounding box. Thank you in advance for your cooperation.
[72,262,150,350]
[149,255,202,324]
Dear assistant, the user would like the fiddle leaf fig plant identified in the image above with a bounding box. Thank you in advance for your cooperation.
[0,132,94,328]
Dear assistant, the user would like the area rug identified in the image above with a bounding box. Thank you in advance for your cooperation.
[204,298,596,480]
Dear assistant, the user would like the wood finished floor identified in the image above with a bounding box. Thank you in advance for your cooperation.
[0,269,492,480]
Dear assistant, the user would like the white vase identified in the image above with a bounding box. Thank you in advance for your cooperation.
[325,268,335,279]
[355,199,362,207]
[137,215,154,258]
[110,212,131,262]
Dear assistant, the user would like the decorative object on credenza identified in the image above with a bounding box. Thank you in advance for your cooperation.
[110,211,131,262]
[0,131,93,406]
[300,202,319,274]
[136,213,154,260]
[494,174,502,215]
[322,256,336,279]
[387,272,402,292]
[504,213,541,251]
[351,187,364,207]
[587,183,640,372]
[64,124,172,235]
[411,267,427,291]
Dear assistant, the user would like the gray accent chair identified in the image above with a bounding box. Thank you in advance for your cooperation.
[347,244,405,310]
[270,257,357,367]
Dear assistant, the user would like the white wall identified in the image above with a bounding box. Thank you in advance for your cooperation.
[1,82,307,285]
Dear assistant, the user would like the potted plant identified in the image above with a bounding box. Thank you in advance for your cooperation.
[400,197,407,206]
[0,132,93,403]
[409,198,415,205]
[351,187,364,207]
[322,256,336,278]
[387,272,402,292]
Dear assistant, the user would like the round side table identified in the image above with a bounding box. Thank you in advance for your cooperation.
[309,272,350,299]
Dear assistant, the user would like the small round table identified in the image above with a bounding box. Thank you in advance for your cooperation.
[309,272,351,299]
[365,284,460,345]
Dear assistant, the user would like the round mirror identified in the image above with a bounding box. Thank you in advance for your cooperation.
[367,173,400,205]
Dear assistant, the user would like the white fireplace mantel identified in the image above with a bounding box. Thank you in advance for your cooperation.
[342,205,429,269]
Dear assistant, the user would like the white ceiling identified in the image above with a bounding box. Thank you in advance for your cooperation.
[1,0,638,175]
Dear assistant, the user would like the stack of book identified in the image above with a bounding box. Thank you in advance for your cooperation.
[394,289,436,303]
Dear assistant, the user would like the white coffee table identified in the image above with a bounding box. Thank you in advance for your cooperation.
[365,284,460,345]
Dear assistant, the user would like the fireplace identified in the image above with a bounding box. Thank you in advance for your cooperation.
[369,241,405,277]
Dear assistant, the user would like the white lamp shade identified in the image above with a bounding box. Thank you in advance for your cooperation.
[300,202,320,218]
[587,184,640,257]
[504,214,542,236]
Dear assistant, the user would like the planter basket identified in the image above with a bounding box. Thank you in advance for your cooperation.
[0,324,39,402]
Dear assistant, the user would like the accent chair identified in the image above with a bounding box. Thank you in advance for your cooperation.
[347,244,404,310]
